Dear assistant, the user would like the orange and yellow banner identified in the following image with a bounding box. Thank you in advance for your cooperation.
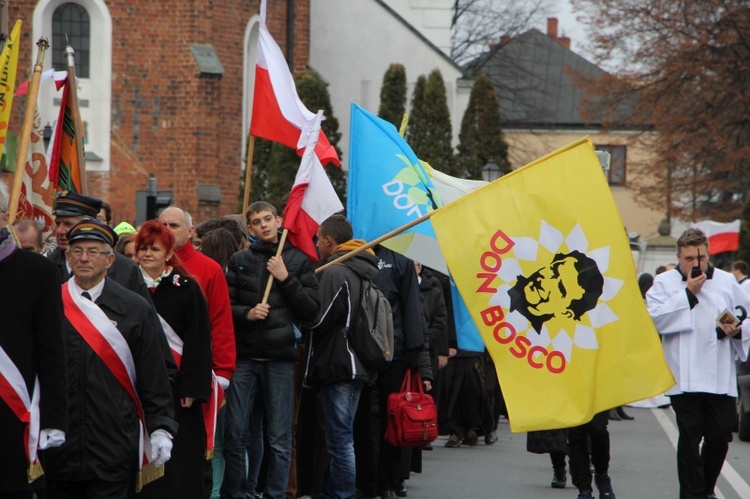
[431,137,674,432]
[0,20,22,161]
[49,75,84,193]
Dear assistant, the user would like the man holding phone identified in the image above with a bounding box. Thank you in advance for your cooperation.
[647,228,750,499]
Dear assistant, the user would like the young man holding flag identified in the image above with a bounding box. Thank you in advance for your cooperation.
[222,201,319,499]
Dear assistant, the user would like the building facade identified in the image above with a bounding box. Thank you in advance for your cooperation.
[5,0,309,224]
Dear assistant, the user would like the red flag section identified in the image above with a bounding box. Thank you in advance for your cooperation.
[691,220,740,254]
[251,67,340,166]
[249,20,340,166]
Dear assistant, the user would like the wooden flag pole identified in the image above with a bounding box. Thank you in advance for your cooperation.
[314,208,438,275]
[65,43,87,194]
[260,227,288,305]
[8,37,48,224]
[242,135,256,215]
[259,110,325,303]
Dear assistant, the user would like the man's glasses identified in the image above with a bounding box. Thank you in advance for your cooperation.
[68,247,112,258]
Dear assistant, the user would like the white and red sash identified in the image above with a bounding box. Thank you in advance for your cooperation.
[62,282,152,469]
[158,314,223,459]
[0,346,42,482]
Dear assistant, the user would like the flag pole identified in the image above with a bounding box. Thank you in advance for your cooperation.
[260,228,288,305]
[242,135,256,215]
[65,43,87,194]
[315,208,438,275]
[8,37,48,224]
[398,113,409,137]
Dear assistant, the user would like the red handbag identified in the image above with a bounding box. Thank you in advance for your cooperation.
[384,369,438,448]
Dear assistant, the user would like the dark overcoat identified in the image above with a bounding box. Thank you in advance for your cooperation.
[0,247,67,493]
[43,278,178,483]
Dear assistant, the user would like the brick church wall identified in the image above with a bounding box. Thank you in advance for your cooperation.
[4,0,309,226]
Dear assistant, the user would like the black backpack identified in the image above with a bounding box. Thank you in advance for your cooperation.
[340,262,394,371]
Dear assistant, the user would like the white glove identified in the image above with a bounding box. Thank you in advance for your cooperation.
[216,376,230,390]
[38,428,66,450]
[149,429,173,466]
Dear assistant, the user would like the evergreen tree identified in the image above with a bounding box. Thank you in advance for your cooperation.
[378,63,407,128]
[244,69,346,210]
[456,73,510,180]
[406,74,427,154]
[408,69,454,175]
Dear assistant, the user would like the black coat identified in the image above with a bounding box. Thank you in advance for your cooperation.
[418,270,449,359]
[226,240,319,362]
[305,249,380,387]
[141,269,212,499]
[373,246,424,358]
[43,278,178,483]
[0,247,67,493]
[150,269,212,401]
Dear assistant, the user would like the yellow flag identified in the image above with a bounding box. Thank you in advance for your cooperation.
[0,20,22,159]
[431,137,675,432]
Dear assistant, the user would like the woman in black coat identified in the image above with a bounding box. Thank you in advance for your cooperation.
[135,220,213,499]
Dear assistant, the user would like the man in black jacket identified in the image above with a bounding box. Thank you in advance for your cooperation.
[222,201,319,499]
[44,219,177,498]
[305,214,378,499]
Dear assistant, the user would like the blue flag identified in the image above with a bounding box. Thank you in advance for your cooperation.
[348,103,484,352]
[348,103,444,270]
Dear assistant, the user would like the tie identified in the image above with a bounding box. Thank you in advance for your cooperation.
[81,291,92,301]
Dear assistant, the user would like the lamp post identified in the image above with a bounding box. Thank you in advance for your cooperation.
[481,158,502,182]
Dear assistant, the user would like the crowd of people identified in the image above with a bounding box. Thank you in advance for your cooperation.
[0,183,505,499]
[2,177,749,499]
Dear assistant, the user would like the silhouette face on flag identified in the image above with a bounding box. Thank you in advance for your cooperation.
[430,137,675,432]
[509,250,604,334]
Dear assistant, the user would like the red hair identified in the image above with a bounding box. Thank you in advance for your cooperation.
[135,220,190,277]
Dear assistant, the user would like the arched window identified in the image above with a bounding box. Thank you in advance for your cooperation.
[52,3,90,78]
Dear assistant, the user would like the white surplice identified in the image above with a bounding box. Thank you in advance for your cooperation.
[647,267,750,397]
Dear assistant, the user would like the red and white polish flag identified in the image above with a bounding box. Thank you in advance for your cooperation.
[250,0,340,166]
[691,219,740,254]
[283,111,344,262]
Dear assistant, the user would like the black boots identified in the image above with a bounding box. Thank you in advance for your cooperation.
[551,467,567,489]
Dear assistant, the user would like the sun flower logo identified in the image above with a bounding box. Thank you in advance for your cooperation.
[489,220,624,364]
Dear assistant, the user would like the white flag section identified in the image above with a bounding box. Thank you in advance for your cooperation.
[256,0,316,150]
[423,162,488,204]
[283,111,343,262]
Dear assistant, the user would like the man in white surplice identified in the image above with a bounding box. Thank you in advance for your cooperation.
[647,228,750,499]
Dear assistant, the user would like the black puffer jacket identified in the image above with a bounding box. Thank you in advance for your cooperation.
[305,247,380,387]
[226,240,319,362]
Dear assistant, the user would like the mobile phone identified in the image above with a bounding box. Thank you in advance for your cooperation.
[690,249,702,278]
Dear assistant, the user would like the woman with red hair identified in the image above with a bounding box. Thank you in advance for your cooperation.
[136,220,212,499]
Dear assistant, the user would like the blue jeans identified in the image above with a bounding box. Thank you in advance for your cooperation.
[320,380,365,499]
[220,360,295,499]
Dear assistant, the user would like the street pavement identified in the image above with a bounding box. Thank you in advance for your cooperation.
[401,407,750,498]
